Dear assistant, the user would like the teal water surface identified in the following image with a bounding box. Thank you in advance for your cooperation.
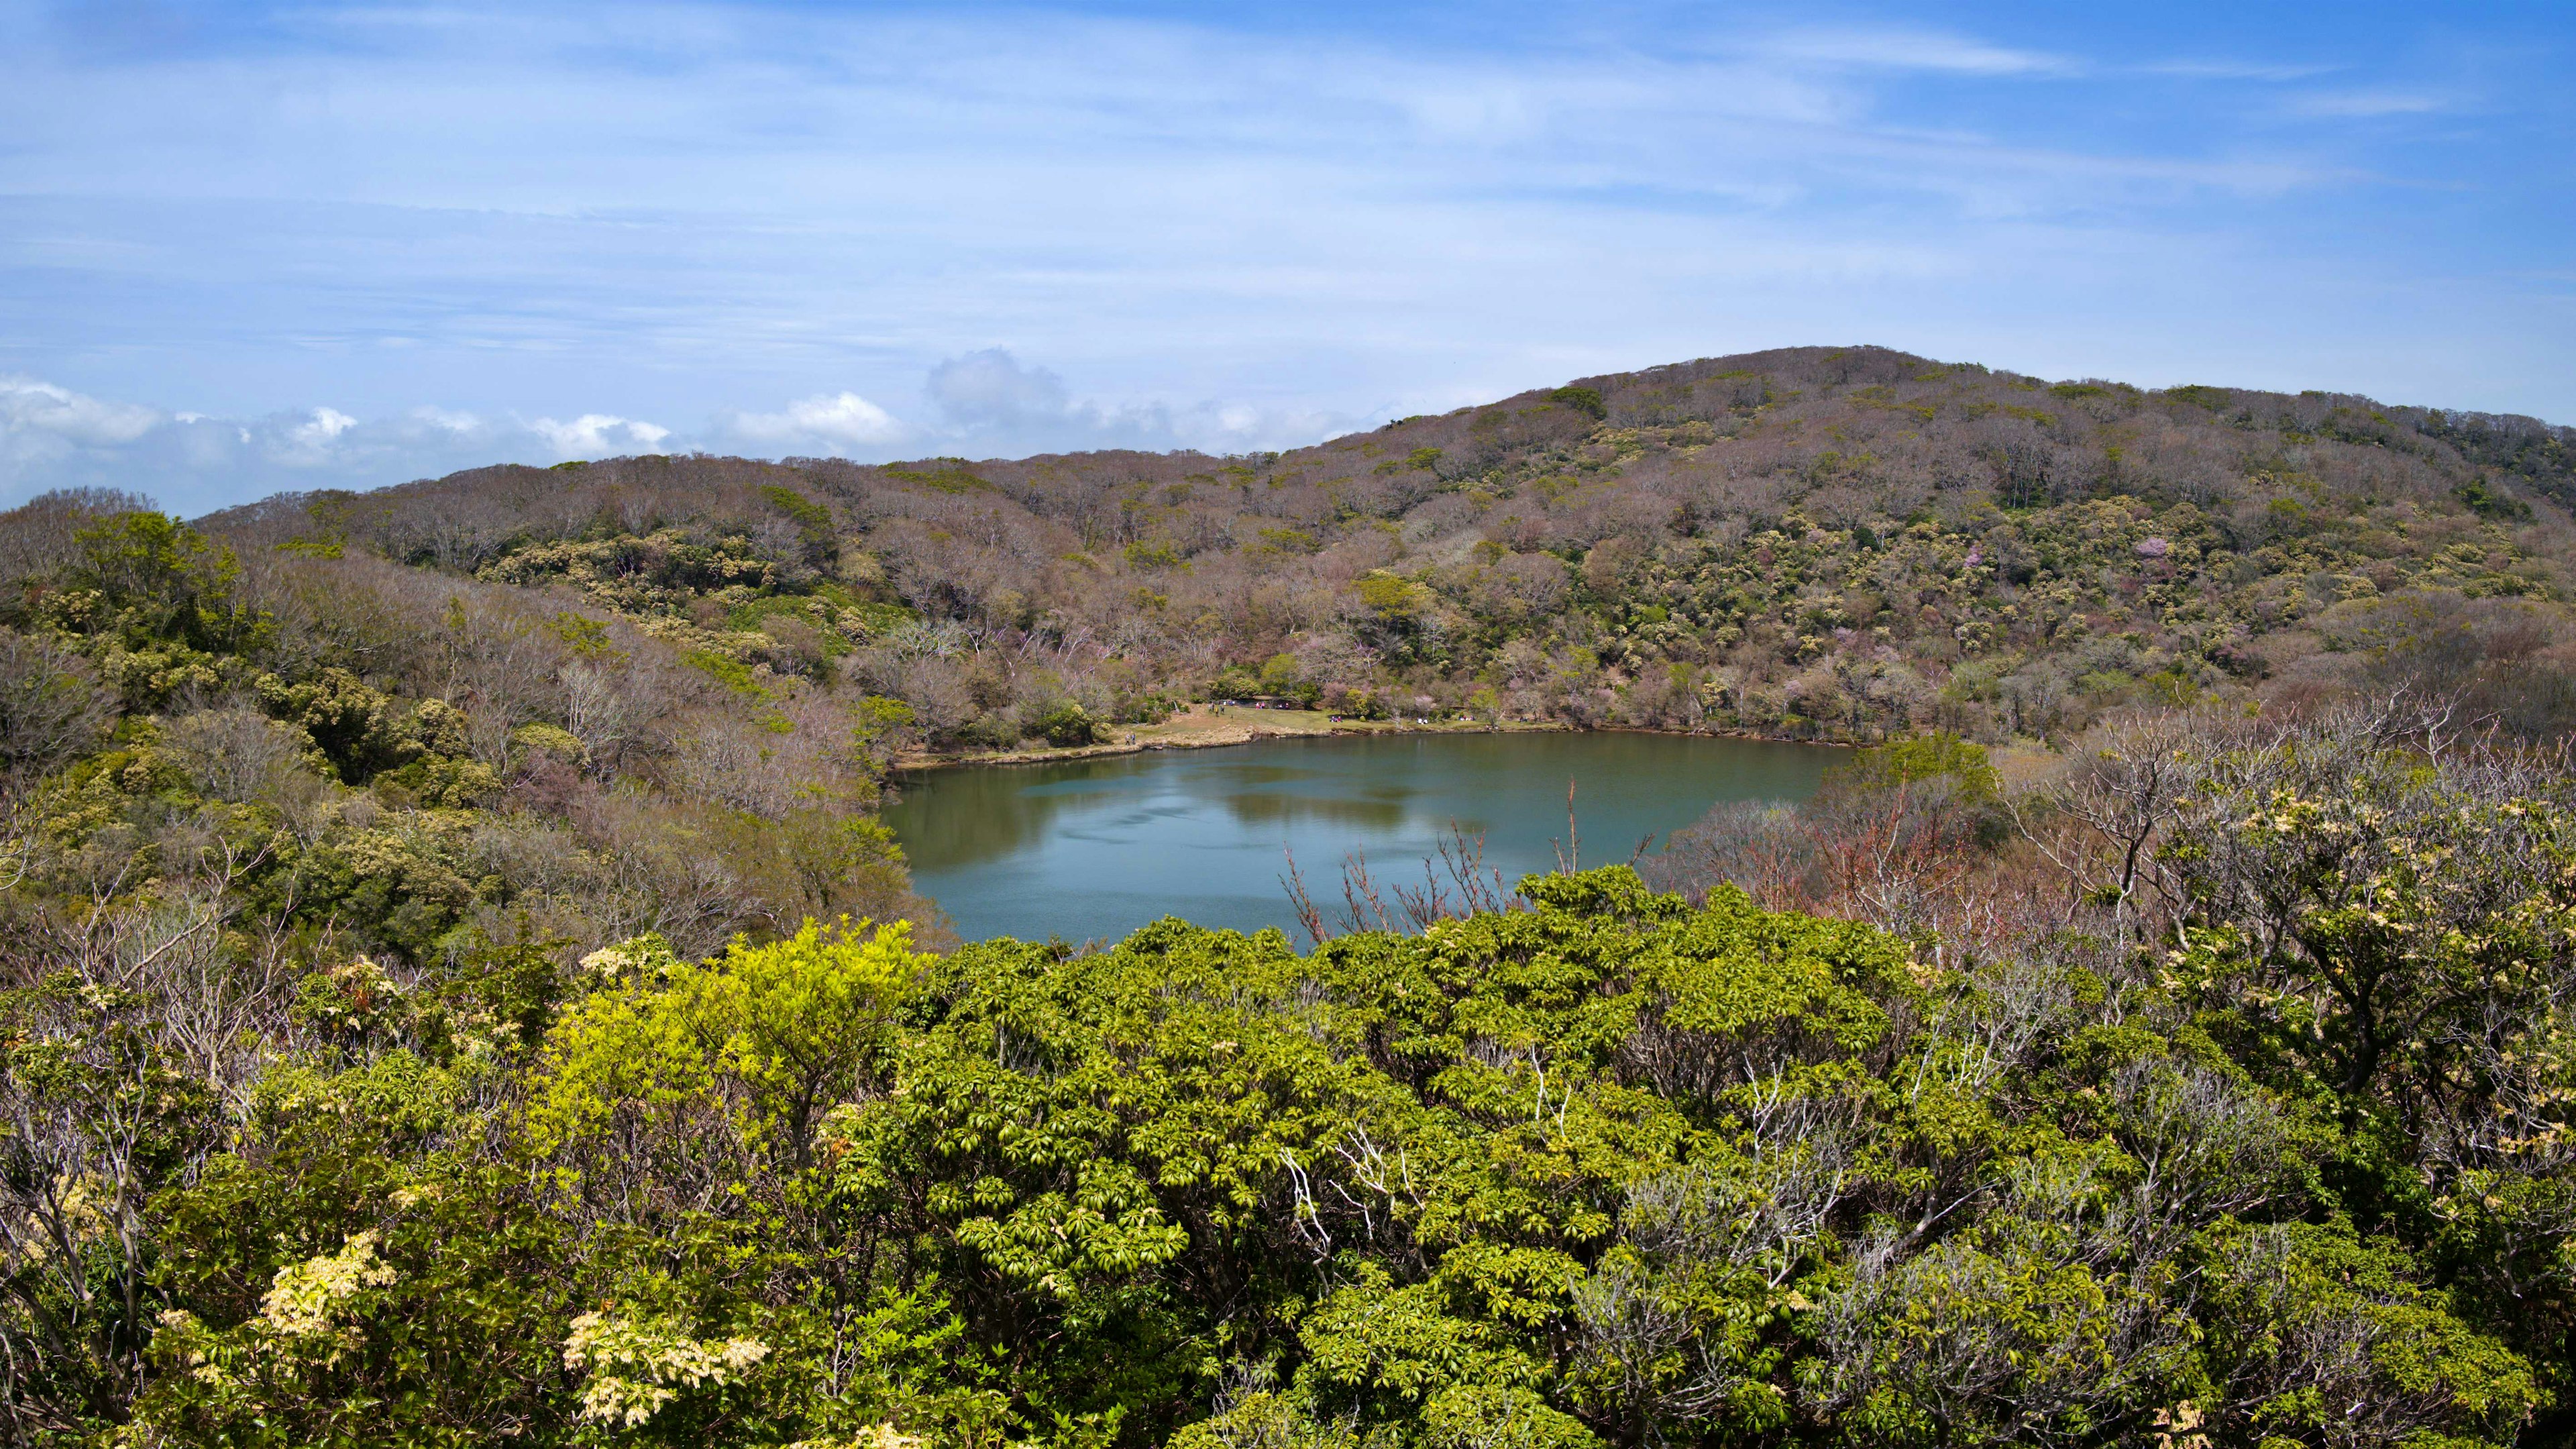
[882,731,1836,944]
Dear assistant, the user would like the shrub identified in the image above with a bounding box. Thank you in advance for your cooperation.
[1026,698,1099,747]
[1548,385,1607,420]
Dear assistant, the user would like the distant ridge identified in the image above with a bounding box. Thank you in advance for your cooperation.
[205,344,2576,745]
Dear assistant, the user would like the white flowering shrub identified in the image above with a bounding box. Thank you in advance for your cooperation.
[578,932,682,987]
[258,1230,396,1365]
[561,1310,769,1428]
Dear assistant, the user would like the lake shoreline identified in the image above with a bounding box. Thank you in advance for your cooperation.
[892,710,1850,774]
[883,729,1841,943]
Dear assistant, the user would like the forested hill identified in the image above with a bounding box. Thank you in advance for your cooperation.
[205,343,2576,747]
[10,347,2576,1446]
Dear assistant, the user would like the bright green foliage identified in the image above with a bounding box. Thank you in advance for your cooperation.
[486,530,788,607]
[882,462,993,494]
[1825,730,2001,804]
[534,918,922,1165]
[543,609,625,659]
[760,484,841,568]
[255,666,430,782]
[1027,698,1101,747]
[684,646,777,700]
[1356,573,1420,616]
[60,865,2543,1447]
[0,504,880,1433]
[1256,654,1322,707]
[2455,476,2534,522]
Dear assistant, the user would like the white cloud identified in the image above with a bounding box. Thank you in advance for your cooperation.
[726,391,906,450]
[1167,398,1364,454]
[1755,27,2074,76]
[0,380,704,513]
[0,375,163,446]
[2288,89,2448,118]
[290,407,357,447]
[0,360,1373,518]
[528,413,672,458]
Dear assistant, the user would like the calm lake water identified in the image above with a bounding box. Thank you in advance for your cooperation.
[882,731,1837,944]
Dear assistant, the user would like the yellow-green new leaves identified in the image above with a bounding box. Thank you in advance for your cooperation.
[529,918,926,1171]
[1633,883,1900,1054]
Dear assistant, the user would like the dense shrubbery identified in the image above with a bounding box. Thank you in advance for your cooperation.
[0,492,943,965]
[8,657,2576,1444]
[6,351,2576,1444]
[0,491,949,1441]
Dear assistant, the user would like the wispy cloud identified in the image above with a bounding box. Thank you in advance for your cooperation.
[2286,89,2451,119]
[928,352,1073,432]
[0,0,2563,508]
[1751,26,2076,76]
[907,349,1365,459]
[2140,59,2337,82]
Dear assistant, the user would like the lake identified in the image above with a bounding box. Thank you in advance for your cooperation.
[881,731,1837,944]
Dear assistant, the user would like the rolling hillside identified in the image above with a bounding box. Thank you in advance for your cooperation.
[207,345,2576,751]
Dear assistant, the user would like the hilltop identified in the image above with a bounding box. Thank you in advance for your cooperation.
[206,344,2576,751]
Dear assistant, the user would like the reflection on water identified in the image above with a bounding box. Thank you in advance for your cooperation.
[1220,790,1413,830]
[881,731,1837,945]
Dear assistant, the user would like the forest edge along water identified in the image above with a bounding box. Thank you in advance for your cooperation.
[881,731,1840,944]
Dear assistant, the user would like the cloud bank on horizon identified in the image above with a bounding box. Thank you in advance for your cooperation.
[0,350,1356,517]
[1,0,2569,516]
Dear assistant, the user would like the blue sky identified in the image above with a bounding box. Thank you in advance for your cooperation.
[2,0,2570,514]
